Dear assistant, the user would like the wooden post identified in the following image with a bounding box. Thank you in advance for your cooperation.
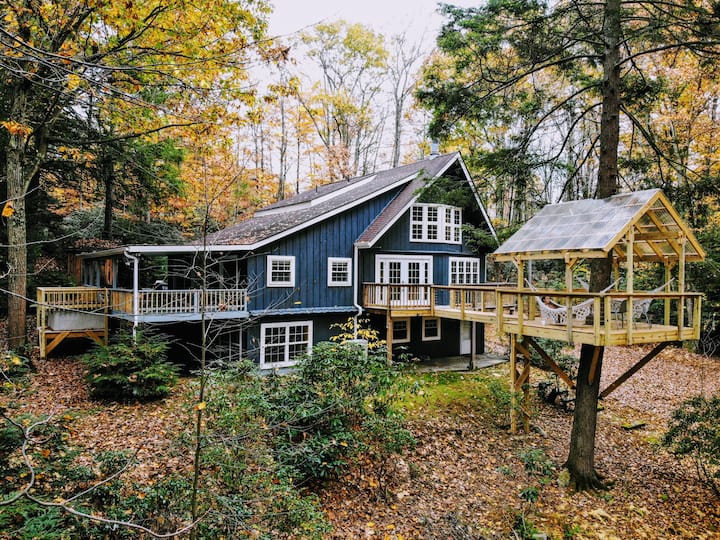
[664,262,673,326]
[678,234,686,332]
[626,227,634,344]
[469,321,476,370]
[510,334,518,434]
[565,257,575,344]
[604,295,612,343]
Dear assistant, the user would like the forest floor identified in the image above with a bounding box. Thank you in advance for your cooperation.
[8,325,720,539]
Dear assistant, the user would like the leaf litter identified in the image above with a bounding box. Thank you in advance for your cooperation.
[5,336,720,538]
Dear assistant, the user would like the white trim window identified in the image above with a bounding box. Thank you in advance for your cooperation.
[449,257,482,285]
[260,321,312,368]
[410,203,462,244]
[327,257,352,287]
[267,255,295,287]
[392,318,411,343]
[422,317,441,341]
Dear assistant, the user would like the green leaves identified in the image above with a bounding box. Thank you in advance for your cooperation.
[82,330,179,402]
[663,395,720,497]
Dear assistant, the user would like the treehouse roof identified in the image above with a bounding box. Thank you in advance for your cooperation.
[493,189,705,263]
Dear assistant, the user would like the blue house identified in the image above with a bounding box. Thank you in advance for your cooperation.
[38,152,498,366]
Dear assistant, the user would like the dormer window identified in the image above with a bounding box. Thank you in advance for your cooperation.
[410,203,461,244]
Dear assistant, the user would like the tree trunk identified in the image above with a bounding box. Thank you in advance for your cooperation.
[7,138,28,351]
[565,0,621,490]
[565,346,606,489]
[6,84,31,350]
[392,95,402,167]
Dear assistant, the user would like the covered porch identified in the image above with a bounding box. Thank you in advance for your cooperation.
[37,286,249,358]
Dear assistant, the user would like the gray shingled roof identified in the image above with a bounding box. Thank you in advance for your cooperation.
[202,153,460,247]
[493,189,705,262]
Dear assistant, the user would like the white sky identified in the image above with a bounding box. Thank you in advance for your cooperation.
[268,0,480,40]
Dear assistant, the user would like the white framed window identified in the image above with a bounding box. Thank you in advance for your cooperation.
[260,321,312,368]
[327,257,352,287]
[410,203,462,244]
[392,318,411,343]
[449,257,482,285]
[422,317,441,341]
[267,255,295,287]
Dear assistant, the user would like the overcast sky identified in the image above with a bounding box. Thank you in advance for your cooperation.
[268,0,480,39]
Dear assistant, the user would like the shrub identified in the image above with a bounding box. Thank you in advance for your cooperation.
[663,394,720,498]
[268,341,412,483]
[82,330,178,402]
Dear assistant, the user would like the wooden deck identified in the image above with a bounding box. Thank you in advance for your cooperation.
[363,284,702,347]
[37,286,249,357]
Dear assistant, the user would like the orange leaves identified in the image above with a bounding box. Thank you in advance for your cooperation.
[2,201,15,217]
[1,120,33,137]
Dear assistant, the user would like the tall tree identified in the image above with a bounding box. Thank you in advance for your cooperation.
[296,21,388,180]
[387,32,425,167]
[418,0,720,489]
[0,0,269,348]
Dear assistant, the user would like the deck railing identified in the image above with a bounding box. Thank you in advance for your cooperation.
[363,283,434,310]
[110,288,248,315]
[362,283,703,345]
[37,287,109,330]
[38,286,248,322]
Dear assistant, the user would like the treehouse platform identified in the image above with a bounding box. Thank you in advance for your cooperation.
[363,284,702,347]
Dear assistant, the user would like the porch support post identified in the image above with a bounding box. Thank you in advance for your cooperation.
[513,336,531,433]
[678,234,686,331]
[469,321,477,370]
[510,333,518,434]
[565,257,577,345]
[626,228,635,344]
[664,262,674,326]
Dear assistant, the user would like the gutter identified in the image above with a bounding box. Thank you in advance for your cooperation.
[352,244,363,339]
[123,249,140,338]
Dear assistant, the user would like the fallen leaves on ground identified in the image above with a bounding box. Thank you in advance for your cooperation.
[4,330,720,538]
[320,341,720,538]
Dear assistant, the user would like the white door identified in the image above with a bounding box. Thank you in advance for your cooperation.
[460,321,472,355]
[376,255,433,306]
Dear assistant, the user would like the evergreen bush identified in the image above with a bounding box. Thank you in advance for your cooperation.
[82,330,178,402]
[663,394,720,498]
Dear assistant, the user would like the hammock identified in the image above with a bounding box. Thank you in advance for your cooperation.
[527,279,618,325]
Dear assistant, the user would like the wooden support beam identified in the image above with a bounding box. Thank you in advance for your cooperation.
[523,337,575,389]
[45,331,71,357]
[599,342,672,399]
[510,334,518,434]
[469,321,476,370]
[522,361,531,433]
[512,337,531,432]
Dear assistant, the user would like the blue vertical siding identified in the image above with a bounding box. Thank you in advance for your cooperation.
[247,189,402,311]
[359,209,488,286]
